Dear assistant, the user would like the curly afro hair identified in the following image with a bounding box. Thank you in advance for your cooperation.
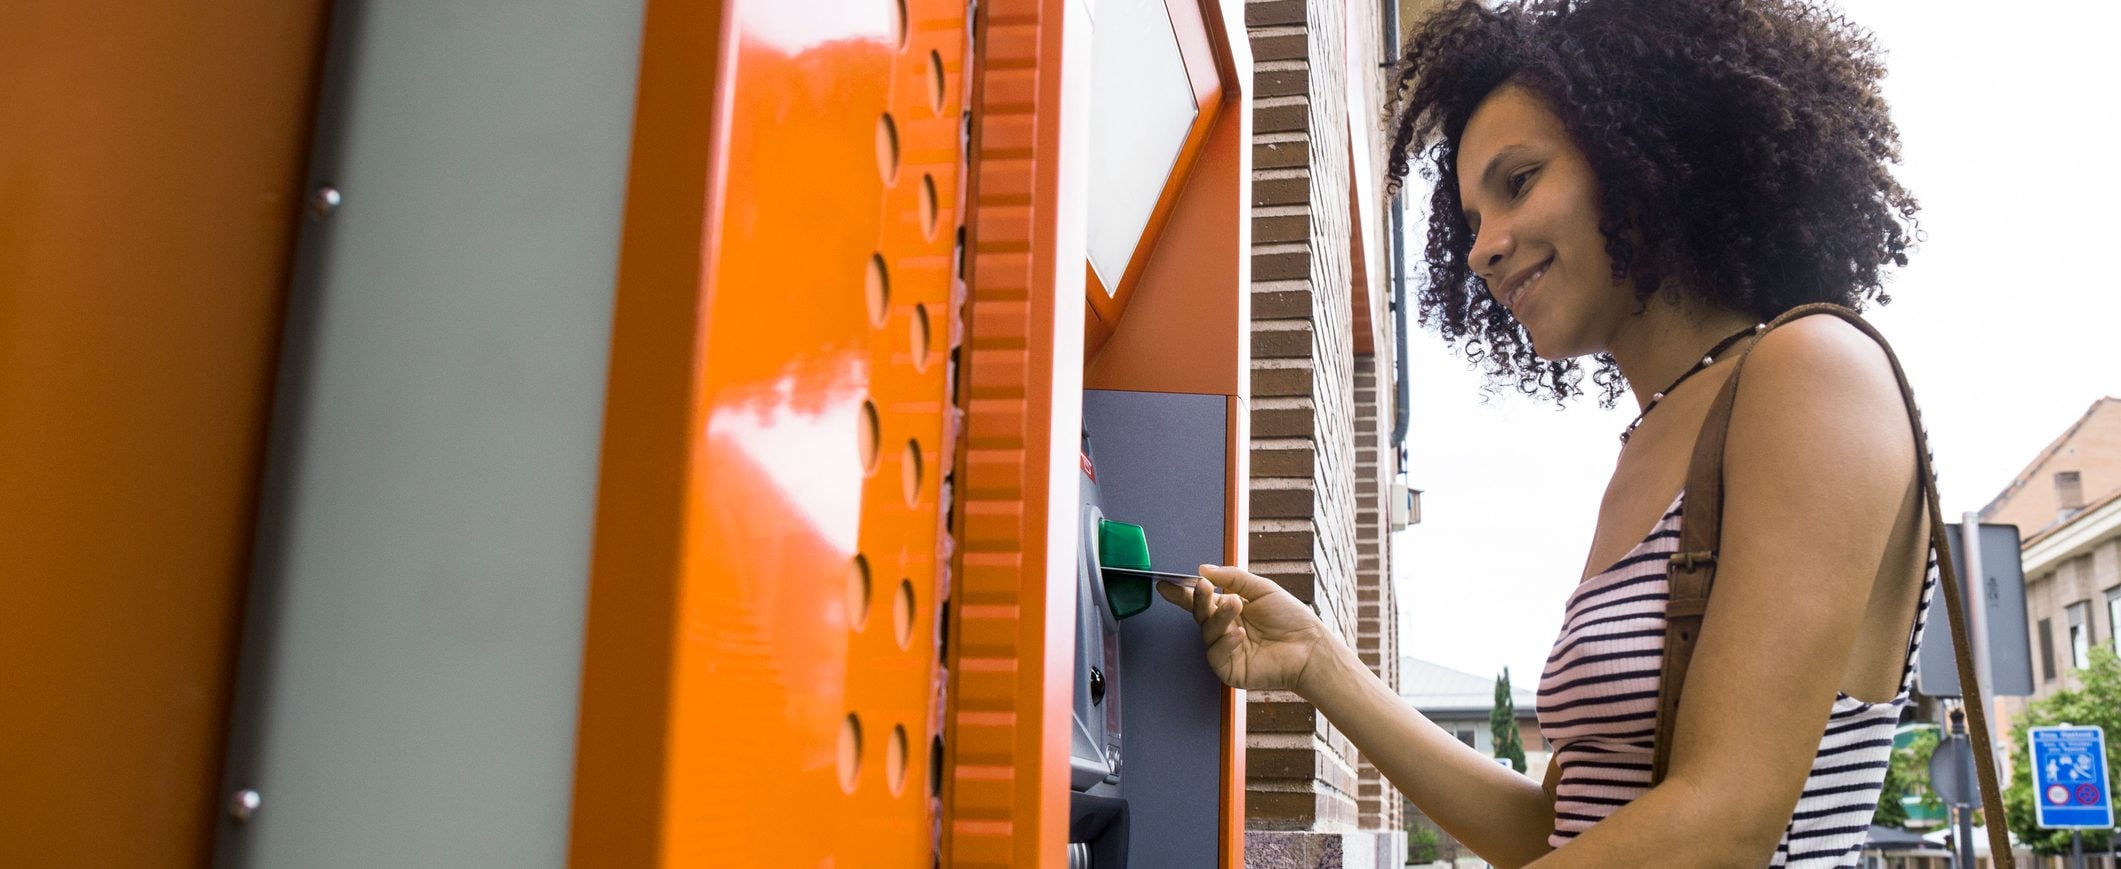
[1385,0,1918,406]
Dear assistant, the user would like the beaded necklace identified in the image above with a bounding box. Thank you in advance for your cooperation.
[1618,323,1766,444]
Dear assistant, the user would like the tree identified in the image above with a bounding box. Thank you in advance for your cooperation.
[2003,645,2120,856]
[1407,822,1441,864]
[1874,756,1910,828]
[1493,668,1527,773]
[1875,726,1941,828]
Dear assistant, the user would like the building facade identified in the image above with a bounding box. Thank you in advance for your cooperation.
[1983,397,2121,704]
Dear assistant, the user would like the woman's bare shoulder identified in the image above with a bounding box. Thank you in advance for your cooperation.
[1739,312,1914,450]
[1720,311,1919,546]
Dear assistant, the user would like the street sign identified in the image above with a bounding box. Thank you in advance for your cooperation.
[2029,725,2113,829]
[1915,523,2035,698]
[1928,733,1977,808]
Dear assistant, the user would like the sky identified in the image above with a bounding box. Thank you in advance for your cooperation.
[1390,0,2121,689]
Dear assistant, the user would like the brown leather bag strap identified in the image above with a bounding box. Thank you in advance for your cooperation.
[1646,303,2014,866]
[1645,318,1751,783]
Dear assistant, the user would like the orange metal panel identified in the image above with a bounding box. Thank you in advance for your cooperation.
[570,0,967,865]
[1082,87,1249,397]
[941,0,1092,866]
[1082,0,1230,359]
[565,0,726,862]
[0,2,330,864]
[1084,0,1249,397]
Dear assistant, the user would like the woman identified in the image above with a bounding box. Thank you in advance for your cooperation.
[1161,1,1937,865]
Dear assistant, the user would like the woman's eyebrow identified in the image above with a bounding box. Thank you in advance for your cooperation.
[1480,144,1533,190]
[1461,144,1532,228]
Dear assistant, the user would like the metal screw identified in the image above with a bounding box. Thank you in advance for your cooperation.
[228,788,261,822]
[309,185,342,219]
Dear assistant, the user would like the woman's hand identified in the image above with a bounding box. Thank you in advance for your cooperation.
[1156,564,1332,694]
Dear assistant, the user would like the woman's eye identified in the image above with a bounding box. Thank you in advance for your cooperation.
[1508,167,1537,197]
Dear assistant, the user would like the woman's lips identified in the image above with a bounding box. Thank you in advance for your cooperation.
[1501,257,1552,312]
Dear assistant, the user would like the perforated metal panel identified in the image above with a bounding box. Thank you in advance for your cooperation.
[624,0,971,863]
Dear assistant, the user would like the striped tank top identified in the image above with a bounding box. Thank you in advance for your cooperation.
[1536,490,1937,867]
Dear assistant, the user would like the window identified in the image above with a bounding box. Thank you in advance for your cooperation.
[2038,617,2056,681]
[1453,726,1477,748]
[1084,0,1204,293]
[2067,601,2093,671]
[2108,587,2121,654]
[2055,471,2084,510]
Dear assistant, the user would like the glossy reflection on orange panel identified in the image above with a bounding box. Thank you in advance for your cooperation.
[705,377,867,554]
[671,0,955,864]
[740,0,904,54]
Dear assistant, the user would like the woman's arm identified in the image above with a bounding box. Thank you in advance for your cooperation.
[1299,633,1559,867]
[1164,568,1558,866]
[1524,316,1922,866]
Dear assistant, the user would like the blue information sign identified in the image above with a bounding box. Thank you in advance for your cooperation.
[2029,725,2113,829]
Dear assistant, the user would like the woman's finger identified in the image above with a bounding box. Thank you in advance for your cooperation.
[1206,625,1246,684]
[1200,594,1242,647]
[1156,580,1192,610]
[1191,577,1214,624]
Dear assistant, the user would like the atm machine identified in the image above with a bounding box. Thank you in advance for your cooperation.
[1067,429,1131,866]
[1065,389,1237,869]
[1052,0,1247,865]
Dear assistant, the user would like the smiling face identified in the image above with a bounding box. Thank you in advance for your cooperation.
[1456,83,1635,360]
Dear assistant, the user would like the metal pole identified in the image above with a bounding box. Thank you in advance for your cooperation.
[2072,830,2084,869]
[1960,513,2007,790]
[1960,516,1995,728]
[1952,707,1978,869]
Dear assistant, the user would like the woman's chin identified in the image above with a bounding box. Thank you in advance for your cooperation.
[1523,329,1591,362]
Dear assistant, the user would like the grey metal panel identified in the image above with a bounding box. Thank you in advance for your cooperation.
[213,0,644,865]
[1916,524,2036,698]
[1084,389,1228,869]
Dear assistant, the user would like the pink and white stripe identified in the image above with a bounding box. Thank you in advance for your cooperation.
[1535,490,1936,867]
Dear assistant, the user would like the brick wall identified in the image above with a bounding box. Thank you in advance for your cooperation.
[1351,356,1402,832]
[1244,0,1372,836]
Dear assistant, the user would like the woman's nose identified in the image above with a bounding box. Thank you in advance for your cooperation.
[1469,224,1513,278]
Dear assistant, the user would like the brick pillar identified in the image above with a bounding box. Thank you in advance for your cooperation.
[1351,356,1402,834]
[1244,2,1409,866]
[1245,0,1360,840]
